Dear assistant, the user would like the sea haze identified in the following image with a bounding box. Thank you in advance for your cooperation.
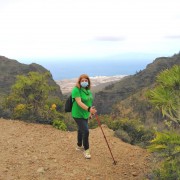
[41,59,153,80]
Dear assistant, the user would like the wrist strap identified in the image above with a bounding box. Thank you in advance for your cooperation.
[88,107,91,112]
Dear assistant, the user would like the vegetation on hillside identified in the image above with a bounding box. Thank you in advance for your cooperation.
[1,72,66,130]
[147,65,180,179]
[88,115,154,146]
[94,53,180,114]
[147,65,180,125]
[0,55,180,179]
[112,88,164,127]
[0,56,62,101]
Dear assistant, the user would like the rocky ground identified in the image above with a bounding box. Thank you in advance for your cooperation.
[0,118,152,180]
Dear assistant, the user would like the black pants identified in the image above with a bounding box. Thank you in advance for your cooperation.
[73,118,89,150]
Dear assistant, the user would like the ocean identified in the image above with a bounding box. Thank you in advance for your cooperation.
[42,59,153,80]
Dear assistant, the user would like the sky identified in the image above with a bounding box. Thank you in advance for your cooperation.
[0,0,180,79]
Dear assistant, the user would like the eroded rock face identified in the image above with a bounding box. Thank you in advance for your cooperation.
[0,56,63,98]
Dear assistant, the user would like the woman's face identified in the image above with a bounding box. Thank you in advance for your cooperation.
[80,78,88,83]
[80,78,89,88]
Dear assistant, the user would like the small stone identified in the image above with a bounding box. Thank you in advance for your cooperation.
[37,167,45,173]
[132,172,138,176]
[86,178,91,180]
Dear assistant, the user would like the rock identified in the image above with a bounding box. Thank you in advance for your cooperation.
[37,167,45,173]
[86,177,91,180]
[129,163,135,166]
[132,172,138,176]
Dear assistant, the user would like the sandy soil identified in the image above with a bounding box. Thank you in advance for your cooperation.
[0,118,152,180]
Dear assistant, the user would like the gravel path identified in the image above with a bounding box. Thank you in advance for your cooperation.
[0,119,152,180]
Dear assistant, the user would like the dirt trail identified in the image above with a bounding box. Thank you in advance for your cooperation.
[0,119,152,180]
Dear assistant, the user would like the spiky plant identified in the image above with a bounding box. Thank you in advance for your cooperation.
[147,65,180,179]
[147,65,180,125]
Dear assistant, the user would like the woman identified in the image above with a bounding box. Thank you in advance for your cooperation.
[71,74,97,159]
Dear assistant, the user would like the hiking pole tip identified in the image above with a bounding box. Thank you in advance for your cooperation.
[113,161,117,165]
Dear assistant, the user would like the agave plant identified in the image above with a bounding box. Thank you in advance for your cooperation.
[147,65,180,125]
[147,65,180,179]
[148,131,180,179]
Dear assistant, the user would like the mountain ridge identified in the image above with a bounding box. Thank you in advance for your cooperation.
[94,53,180,114]
[0,56,63,99]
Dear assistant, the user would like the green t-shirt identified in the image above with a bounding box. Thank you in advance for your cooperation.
[71,86,93,119]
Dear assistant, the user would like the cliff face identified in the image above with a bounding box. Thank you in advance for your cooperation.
[0,56,63,98]
[94,54,180,114]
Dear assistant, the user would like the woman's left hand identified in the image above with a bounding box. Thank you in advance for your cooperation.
[90,106,97,115]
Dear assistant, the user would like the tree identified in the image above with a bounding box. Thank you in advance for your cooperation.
[4,72,59,122]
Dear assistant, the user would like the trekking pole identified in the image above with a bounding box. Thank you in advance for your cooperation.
[95,113,117,165]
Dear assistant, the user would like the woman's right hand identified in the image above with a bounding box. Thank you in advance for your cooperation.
[90,106,97,115]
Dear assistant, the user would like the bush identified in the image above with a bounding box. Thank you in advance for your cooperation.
[46,98,64,112]
[115,129,132,143]
[0,103,11,118]
[152,159,180,180]
[88,117,98,129]
[97,115,155,146]
[63,113,77,131]
[148,131,180,180]
[13,104,29,120]
[52,119,67,131]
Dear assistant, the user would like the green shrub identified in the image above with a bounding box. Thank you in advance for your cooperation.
[52,119,67,131]
[95,115,154,146]
[88,117,98,129]
[115,129,132,143]
[46,97,64,112]
[152,159,180,180]
[62,113,77,131]
[3,72,62,123]
[148,131,180,180]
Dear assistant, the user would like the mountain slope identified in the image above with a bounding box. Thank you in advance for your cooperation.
[0,56,62,98]
[0,118,152,179]
[94,53,180,114]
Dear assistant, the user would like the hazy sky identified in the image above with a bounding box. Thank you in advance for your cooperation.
[0,0,180,62]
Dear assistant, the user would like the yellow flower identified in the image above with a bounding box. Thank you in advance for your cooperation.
[51,104,56,110]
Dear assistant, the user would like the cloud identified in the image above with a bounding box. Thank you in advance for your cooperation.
[164,35,180,39]
[95,36,126,42]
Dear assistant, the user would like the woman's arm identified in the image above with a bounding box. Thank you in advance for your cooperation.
[75,97,97,114]
[75,97,88,110]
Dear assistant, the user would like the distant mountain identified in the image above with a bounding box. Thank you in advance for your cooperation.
[94,53,180,114]
[0,56,63,99]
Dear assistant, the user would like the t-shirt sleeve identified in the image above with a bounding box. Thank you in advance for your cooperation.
[72,87,80,98]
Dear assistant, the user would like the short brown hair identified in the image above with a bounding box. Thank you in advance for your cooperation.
[76,74,91,89]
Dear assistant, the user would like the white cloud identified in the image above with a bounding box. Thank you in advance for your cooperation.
[0,0,180,59]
